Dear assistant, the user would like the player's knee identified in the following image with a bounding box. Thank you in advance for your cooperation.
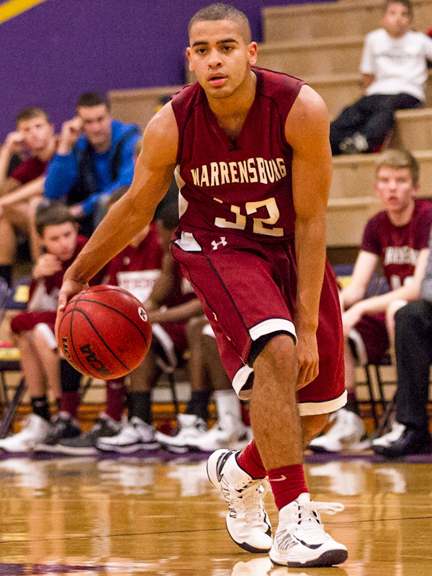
[252,332,296,367]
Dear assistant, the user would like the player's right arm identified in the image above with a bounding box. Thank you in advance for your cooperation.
[57,104,179,321]
[339,250,378,310]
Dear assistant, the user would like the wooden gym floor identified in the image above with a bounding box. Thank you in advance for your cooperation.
[0,451,431,575]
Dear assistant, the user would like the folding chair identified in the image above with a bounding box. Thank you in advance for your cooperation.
[0,277,29,438]
[333,265,392,429]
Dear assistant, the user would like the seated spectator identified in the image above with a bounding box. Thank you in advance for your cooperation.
[160,321,251,453]
[44,92,141,235]
[372,227,432,457]
[330,0,432,155]
[0,108,57,284]
[93,202,206,453]
[309,149,432,452]
[48,194,201,455]
[0,204,90,452]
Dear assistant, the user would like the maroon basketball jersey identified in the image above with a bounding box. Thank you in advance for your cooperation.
[106,223,163,303]
[361,198,432,289]
[171,67,305,243]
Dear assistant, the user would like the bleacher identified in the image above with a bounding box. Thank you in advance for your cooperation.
[109,0,432,254]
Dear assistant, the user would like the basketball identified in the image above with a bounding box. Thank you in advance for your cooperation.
[58,285,152,379]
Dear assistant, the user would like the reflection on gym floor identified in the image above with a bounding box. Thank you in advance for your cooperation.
[0,455,432,575]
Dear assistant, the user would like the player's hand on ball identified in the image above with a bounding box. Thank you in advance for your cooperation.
[55,275,89,345]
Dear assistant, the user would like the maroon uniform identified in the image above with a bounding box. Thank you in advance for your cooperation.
[153,261,197,361]
[352,198,432,363]
[171,67,346,415]
[362,198,432,289]
[106,223,163,303]
[10,235,100,336]
[106,225,195,359]
[10,156,48,185]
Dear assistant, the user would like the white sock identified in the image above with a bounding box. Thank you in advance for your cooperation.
[214,389,242,427]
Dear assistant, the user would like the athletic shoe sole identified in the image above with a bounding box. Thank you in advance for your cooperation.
[270,547,348,568]
[96,442,160,453]
[51,445,98,455]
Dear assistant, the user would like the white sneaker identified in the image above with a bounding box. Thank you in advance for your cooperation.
[96,417,160,453]
[308,409,365,453]
[371,421,406,450]
[0,414,51,453]
[188,414,250,452]
[269,493,348,567]
[207,449,272,553]
[157,413,207,454]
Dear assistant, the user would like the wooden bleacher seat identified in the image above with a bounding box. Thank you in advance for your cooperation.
[257,35,365,78]
[263,0,432,43]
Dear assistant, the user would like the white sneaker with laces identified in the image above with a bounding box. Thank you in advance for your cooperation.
[96,417,160,453]
[188,414,250,452]
[308,409,365,453]
[371,421,406,449]
[207,449,272,553]
[157,413,207,453]
[0,414,51,452]
[270,493,348,567]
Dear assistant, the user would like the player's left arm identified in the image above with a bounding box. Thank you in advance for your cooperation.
[285,84,332,389]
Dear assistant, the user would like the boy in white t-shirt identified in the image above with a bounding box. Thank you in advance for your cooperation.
[330,0,432,155]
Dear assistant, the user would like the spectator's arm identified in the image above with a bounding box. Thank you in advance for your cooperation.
[149,299,203,324]
[339,250,378,310]
[348,248,429,317]
[0,129,28,193]
[44,152,78,200]
[145,253,175,311]
[0,177,20,197]
[80,132,141,215]
[360,33,375,92]
[0,176,45,207]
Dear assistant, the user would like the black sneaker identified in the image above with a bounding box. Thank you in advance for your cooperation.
[55,414,122,455]
[34,414,81,453]
[377,426,432,459]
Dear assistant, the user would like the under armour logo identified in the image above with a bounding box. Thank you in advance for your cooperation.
[211,237,227,250]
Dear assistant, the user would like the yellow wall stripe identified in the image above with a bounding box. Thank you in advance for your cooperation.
[0,0,47,25]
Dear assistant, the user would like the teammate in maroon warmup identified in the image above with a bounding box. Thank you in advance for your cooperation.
[56,4,347,567]
[310,150,432,454]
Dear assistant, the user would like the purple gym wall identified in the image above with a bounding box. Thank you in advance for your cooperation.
[0,0,334,140]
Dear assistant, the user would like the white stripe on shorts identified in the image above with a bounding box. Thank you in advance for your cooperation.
[249,318,297,344]
[35,323,57,350]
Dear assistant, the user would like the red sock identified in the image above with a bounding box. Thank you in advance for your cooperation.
[60,392,80,419]
[268,464,309,510]
[237,440,267,479]
[105,378,126,422]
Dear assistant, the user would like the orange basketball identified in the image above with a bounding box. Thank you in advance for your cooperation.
[58,285,151,379]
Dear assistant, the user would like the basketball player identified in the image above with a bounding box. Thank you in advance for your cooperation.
[56,4,347,567]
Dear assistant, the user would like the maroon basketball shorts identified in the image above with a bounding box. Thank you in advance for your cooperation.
[348,313,390,365]
[172,230,346,416]
[10,311,57,349]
